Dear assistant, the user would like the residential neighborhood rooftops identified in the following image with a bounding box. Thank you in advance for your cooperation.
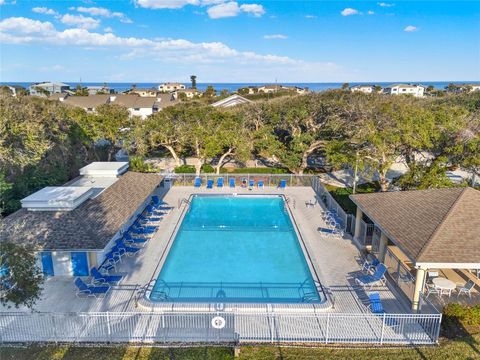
[350,187,480,264]
[0,172,161,251]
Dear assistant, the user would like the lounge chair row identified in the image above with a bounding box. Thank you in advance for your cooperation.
[194,177,287,189]
[356,257,387,289]
[74,195,172,298]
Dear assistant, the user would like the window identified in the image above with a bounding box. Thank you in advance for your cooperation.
[134,107,140,111]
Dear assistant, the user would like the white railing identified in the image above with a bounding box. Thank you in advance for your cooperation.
[0,311,441,345]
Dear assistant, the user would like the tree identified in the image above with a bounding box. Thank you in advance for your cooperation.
[211,112,251,174]
[204,85,216,98]
[0,242,44,308]
[74,84,88,96]
[190,75,197,89]
[261,94,343,174]
[77,104,133,161]
[134,105,192,167]
[341,83,350,90]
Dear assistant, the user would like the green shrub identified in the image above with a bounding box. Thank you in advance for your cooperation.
[201,164,215,173]
[444,303,480,326]
[174,165,196,173]
[129,156,155,173]
[229,167,289,174]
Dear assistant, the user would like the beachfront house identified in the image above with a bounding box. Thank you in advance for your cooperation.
[351,187,480,311]
[29,82,71,97]
[172,88,201,99]
[351,85,376,94]
[158,82,186,92]
[0,162,160,277]
[383,84,425,97]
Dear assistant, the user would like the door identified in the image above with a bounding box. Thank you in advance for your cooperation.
[71,252,89,276]
[40,252,54,276]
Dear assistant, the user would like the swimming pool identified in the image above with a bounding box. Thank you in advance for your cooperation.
[150,195,322,303]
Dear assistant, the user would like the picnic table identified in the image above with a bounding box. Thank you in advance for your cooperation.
[432,277,456,297]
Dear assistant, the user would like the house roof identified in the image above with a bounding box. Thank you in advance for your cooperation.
[31,82,70,87]
[211,94,252,108]
[63,94,110,109]
[350,187,480,264]
[155,93,179,109]
[0,172,161,251]
[114,95,157,109]
[386,84,425,89]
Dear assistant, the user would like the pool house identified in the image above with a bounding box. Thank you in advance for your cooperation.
[1,162,161,277]
[351,187,480,310]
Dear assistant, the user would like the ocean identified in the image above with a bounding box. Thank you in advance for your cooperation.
[2,81,479,93]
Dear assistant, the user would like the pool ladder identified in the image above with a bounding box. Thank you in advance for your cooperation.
[178,197,191,208]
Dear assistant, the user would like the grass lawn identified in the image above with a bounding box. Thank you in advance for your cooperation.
[1,335,479,360]
[323,182,380,215]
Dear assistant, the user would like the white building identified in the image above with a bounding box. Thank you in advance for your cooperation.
[383,84,425,97]
[351,85,376,94]
[158,82,186,92]
[211,94,253,108]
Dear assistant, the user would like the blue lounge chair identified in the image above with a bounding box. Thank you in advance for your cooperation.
[75,278,110,298]
[257,181,264,189]
[207,179,214,189]
[129,225,156,235]
[355,263,387,289]
[151,195,161,205]
[115,239,141,256]
[229,178,235,188]
[278,179,287,189]
[138,214,162,223]
[91,267,123,285]
[124,233,149,245]
[194,177,202,188]
[105,250,122,264]
[111,245,126,258]
[362,256,380,273]
[144,205,164,216]
[217,177,224,188]
[368,292,399,327]
[249,180,255,188]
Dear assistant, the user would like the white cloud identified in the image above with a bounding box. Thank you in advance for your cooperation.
[404,25,418,32]
[207,2,264,19]
[305,15,317,19]
[378,2,394,7]
[0,16,339,77]
[207,2,240,18]
[368,10,375,15]
[73,7,132,23]
[104,27,113,33]
[263,34,287,40]
[0,17,55,34]
[341,8,359,16]
[0,0,5,5]
[239,4,265,17]
[32,7,58,16]
[135,0,200,9]
[60,14,100,30]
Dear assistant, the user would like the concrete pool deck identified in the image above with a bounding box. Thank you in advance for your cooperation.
[1,186,412,315]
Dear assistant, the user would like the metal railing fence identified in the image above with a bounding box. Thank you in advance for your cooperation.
[168,173,314,187]
[0,311,441,345]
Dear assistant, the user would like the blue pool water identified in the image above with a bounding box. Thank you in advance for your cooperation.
[150,195,321,303]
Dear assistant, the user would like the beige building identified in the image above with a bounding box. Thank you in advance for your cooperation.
[129,88,159,97]
[158,82,186,92]
[172,88,201,99]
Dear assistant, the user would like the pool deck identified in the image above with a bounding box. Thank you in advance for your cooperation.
[1,186,411,315]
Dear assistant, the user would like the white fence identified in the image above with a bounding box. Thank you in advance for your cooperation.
[0,311,441,345]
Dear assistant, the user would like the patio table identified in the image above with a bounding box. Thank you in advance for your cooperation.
[432,277,456,297]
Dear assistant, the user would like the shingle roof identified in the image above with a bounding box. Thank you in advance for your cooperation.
[0,172,161,251]
[350,188,480,264]
[63,94,110,109]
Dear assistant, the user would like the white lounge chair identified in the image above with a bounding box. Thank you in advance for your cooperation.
[457,280,475,298]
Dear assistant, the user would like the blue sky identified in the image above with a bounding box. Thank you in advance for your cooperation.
[0,0,479,82]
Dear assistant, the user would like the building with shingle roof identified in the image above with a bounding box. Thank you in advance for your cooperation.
[0,163,161,276]
[350,187,480,310]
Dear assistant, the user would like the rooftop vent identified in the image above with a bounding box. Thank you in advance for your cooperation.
[21,187,94,211]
